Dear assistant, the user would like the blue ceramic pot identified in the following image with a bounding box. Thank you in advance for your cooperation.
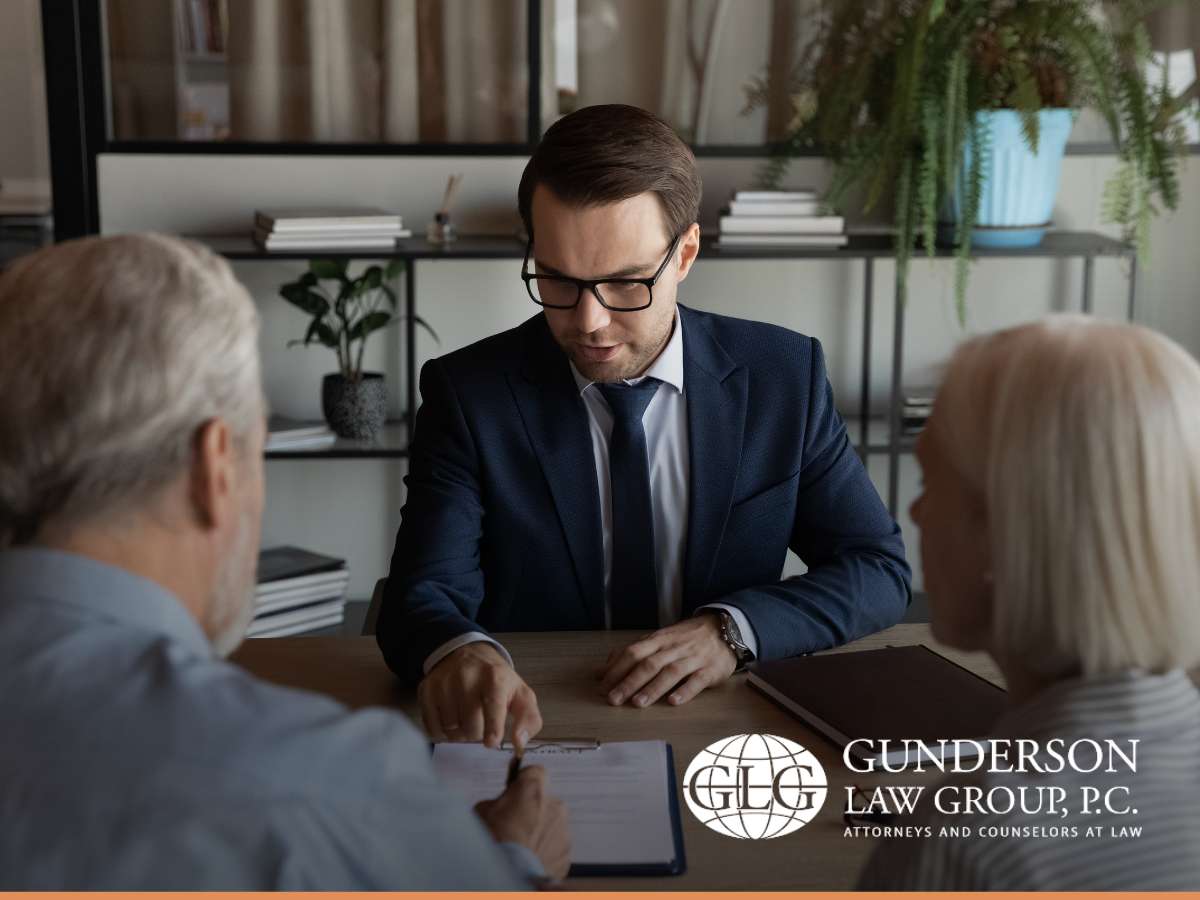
[941,109,1076,248]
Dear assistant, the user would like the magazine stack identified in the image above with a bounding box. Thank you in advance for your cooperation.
[249,546,350,637]
[717,189,846,248]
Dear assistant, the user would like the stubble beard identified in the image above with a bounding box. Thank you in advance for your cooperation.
[208,506,259,658]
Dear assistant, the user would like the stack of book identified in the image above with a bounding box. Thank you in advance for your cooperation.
[253,207,411,252]
[902,387,937,436]
[716,189,847,248]
[0,179,53,232]
[266,416,337,452]
[248,546,350,638]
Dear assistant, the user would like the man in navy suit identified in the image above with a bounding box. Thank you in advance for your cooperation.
[377,104,910,749]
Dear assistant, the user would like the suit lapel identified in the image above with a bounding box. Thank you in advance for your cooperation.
[681,307,748,609]
[507,317,606,627]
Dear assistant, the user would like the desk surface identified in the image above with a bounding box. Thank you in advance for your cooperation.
[231,624,1002,891]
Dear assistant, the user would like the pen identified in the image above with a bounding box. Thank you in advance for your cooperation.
[505,745,524,788]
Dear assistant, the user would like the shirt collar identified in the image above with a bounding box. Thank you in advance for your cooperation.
[0,546,213,657]
[569,310,685,396]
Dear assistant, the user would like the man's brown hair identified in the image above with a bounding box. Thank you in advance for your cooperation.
[518,104,702,242]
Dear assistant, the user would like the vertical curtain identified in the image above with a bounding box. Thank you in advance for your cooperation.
[104,0,527,143]
[1145,4,1200,107]
[574,0,812,145]
[106,0,178,139]
[225,0,524,142]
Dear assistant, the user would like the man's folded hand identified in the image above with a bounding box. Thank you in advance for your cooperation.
[596,613,736,707]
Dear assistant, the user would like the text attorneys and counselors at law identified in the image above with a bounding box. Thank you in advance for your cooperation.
[0,235,569,890]
[858,317,1200,890]
[376,104,912,747]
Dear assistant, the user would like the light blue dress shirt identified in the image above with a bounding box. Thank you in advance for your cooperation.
[0,548,539,890]
[426,312,759,673]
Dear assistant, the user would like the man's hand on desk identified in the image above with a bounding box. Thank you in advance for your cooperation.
[475,765,571,882]
[418,642,543,749]
[597,613,737,707]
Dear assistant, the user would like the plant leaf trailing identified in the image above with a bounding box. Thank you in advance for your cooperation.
[280,258,440,382]
[747,0,1192,324]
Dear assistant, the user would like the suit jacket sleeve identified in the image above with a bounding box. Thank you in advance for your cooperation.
[718,338,912,660]
[376,357,490,683]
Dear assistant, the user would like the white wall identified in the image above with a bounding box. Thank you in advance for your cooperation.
[0,0,49,184]
[98,152,1200,601]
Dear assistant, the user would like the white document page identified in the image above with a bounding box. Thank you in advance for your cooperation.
[432,739,676,867]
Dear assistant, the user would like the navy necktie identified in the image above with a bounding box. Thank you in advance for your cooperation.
[597,379,661,630]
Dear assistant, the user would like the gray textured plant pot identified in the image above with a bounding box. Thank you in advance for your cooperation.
[322,372,386,440]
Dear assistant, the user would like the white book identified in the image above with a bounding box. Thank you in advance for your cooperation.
[257,569,350,598]
[253,571,348,600]
[716,234,849,247]
[267,416,331,441]
[265,433,338,452]
[255,226,410,241]
[733,190,818,202]
[255,570,350,598]
[720,215,844,234]
[263,220,407,234]
[255,227,408,244]
[247,610,347,638]
[248,598,347,636]
[728,200,823,216]
[255,584,349,617]
[256,207,404,230]
[257,234,408,251]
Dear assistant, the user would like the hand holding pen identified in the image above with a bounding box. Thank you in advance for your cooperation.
[476,763,571,882]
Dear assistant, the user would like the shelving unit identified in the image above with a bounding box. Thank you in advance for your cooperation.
[0,231,50,270]
[264,423,409,461]
[198,231,1137,513]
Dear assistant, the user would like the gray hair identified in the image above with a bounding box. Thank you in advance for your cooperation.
[0,233,262,546]
[933,314,1200,678]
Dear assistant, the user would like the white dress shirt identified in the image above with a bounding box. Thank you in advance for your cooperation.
[424,312,759,674]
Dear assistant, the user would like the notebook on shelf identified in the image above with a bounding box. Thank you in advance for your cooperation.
[719,215,845,234]
[715,234,849,248]
[748,644,1007,768]
[257,546,346,584]
[732,189,818,202]
[266,416,337,451]
[255,207,405,231]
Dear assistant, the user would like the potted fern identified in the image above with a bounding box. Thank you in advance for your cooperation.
[280,259,437,439]
[752,0,1194,321]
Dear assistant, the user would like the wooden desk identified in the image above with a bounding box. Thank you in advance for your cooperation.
[231,624,1002,891]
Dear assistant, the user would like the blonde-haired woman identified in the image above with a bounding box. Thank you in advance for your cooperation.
[860,315,1200,890]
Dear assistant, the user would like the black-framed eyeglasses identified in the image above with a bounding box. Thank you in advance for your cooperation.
[521,233,683,312]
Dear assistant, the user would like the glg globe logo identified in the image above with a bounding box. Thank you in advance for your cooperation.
[682,734,828,839]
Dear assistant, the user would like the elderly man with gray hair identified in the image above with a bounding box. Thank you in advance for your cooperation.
[0,234,568,889]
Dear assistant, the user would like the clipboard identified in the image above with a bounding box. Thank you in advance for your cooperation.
[432,738,687,877]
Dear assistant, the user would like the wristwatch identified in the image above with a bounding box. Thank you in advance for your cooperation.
[711,609,754,672]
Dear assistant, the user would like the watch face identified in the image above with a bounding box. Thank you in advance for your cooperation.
[723,613,744,647]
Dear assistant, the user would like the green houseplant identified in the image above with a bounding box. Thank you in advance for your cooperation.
[749,0,1195,321]
[280,259,437,439]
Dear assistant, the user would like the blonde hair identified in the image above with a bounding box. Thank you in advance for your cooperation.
[0,233,262,546]
[933,314,1200,678]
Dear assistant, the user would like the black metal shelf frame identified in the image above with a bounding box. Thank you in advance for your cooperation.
[204,232,1136,517]
[41,0,1199,243]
